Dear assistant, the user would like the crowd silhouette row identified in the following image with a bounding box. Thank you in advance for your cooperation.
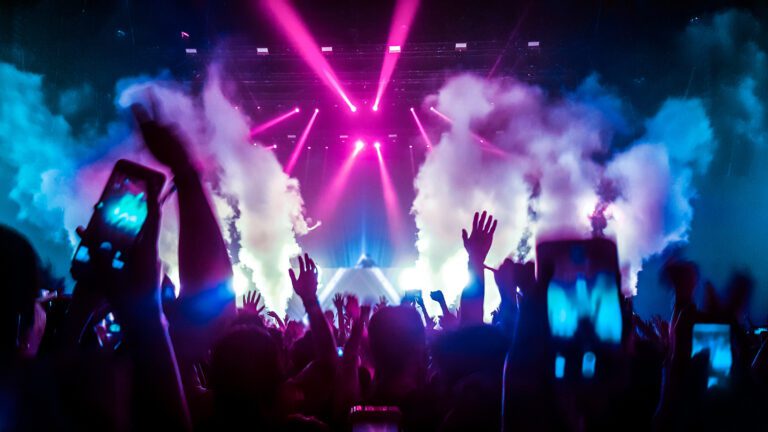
[2,104,767,431]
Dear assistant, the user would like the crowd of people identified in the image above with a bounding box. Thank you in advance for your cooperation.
[2,104,768,431]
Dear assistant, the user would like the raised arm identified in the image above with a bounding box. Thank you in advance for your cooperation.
[74,179,190,430]
[460,211,497,325]
[132,103,234,305]
[290,253,337,361]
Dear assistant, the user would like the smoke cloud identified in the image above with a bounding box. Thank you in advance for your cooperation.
[412,73,715,319]
[0,62,307,313]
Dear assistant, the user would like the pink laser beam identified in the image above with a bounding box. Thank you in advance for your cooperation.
[250,107,300,136]
[315,146,363,219]
[263,0,357,111]
[375,144,405,243]
[429,106,508,157]
[372,0,420,111]
[409,107,433,149]
[285,108,320,174]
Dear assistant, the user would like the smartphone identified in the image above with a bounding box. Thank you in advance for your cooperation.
[691,323,732,389]
[537,238,624,381]
[72,160,165,274]
[94,312,123,350]
[401,290,421,305]
[350,406,402,432]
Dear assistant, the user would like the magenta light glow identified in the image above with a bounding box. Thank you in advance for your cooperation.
[354,139,365,154]
[285,108,320,175]
[316,144,363,219]
[375,143,405,244]
[429,106,507,157]
[249,107,300,136]
[263,0,357,112]
[372,0,420,112]
[409,107,433,149]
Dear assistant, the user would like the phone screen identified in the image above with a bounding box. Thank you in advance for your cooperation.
[539,239,623,344]
[350,406,401,432]
[73,160,164,271]
[692,323,732,389]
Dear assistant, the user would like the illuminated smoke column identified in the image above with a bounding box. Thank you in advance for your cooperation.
[373,0,421,111]
[412,74,715,319]
[0,62,308,313]
[118,68,308,312]
[285,108,319,175]
[262,0,357,112]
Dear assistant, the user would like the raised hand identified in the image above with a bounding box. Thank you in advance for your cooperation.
[131,100,192,173]
[494,259,535,304]
[374,296,388,313]
[462,211,498,266]
[333,293,345,312]
[289,253,319,302]
[266,311,285,329]
[241,291,265,315]
[429,290,446,305]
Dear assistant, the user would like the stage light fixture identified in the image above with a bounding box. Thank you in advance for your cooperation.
[350,105,358,112]
[257,47,269,55]
[374,141,381,150]
[527,41,540,47]
[180,31,190,39]
[354,140,365,153]
[455,42,467,51]
[388,45,401,53]
[321,46,333,52]
[372,105,379,112]
[287,134,296,139]
[294,107,300,113]
[185,48,197,55]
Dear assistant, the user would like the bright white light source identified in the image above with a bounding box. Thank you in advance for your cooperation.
[257,47,269,55]
[354,140,365,152]
[374,141,381,149]
[388,45,401,53]
[455,42,467,51]
[321,46,333,52]
[185,48,197,54]
[287,134,297,139]
[527,41,540,47]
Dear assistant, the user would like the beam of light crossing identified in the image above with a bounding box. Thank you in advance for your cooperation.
[428,106,508,157]
[285,108,319,174]
[372,0,420,111]
[374,143,405,244]
[409,107,433,149]
[250,107,300,137]
[262,0,357,112]
[315,141,365,220]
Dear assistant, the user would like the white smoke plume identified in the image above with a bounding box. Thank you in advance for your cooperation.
[0,62,307,313]
[412,74,715,319]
